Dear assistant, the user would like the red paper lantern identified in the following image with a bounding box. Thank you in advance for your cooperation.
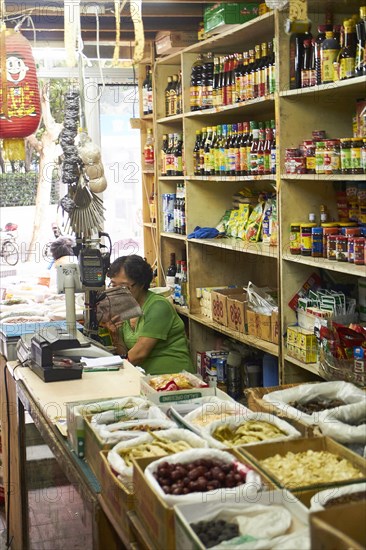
[0,28,41,160]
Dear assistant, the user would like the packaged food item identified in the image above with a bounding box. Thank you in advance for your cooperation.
[290,223,301,254]
[245,201,265,242]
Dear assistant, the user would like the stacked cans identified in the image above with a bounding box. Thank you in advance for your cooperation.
[162,193,176,232]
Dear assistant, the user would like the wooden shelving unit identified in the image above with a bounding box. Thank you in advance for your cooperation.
[143,1,366,384]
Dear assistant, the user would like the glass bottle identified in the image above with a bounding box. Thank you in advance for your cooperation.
[179,261,188,306]
[235,122,243,175]
[267,40,276,94]
[235,53,244,103]
[204,127,213,176]
[240,121,250,176]
[176,71,182,114]
[202,52,214,109]
[161,133,168,176]
[166,252,176,291]
[355,6,366,76]
[301,38,312,87]
[258,42,269,97]
[339,20,357,80]
[193,130,201,176]
[174,133,183,176]
[173,260,182,304]
[240,51,249,101]
[214,124,222,176]
[219,124,227,175]
[252,44,261,98]
[164,76,172,117]
[321,31,340,83]
[270,119,276,175]
[217,56,225,107]
[263,124,274,175]
[224,124,233,175]
[166,133,174,176]
[314,25,327,85]
[190,54,203,111]
[228,123,238,176]
[143,128,154,167]
[142,65,150,115]
[212,56,220,107]
[289,26,312,89]
[199,127,207,175]
[250,125,260,175]
[170,74,178,116]
[209,126,217,176]
[246,49,255,100]
[147,67,153,114]
[149,181,156,223]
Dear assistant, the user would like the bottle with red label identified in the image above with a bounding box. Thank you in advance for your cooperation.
[143,128,154,167]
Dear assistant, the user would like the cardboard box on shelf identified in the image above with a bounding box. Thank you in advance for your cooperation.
[196,285,231,319]
[204,2,259,34]
[246,308,257,337]
[238,436,366,493]
[211,287,244,326]
[227,293,248,333]
[310,501,366,550]
[99,451,135,542]
[256,312,272,342]
[271,310,279,344]
[155,31,197,56]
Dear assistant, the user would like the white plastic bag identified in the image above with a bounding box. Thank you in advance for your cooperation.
[89,397,166,425]
[183,400,251,432]
[317,401,366,444]
[203,412,301,449]
[263,381,366,425]
[310,482,366,512]
[94,418,176,445]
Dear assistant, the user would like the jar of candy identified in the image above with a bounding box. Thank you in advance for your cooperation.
[336,235,348,262]
[290,223,301,255]
[354,237,365,265]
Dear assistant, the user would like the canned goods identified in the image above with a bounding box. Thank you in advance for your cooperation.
[301,223,316,256]
[336,235,348,262]
[322,225,339,258]
[290,223,301,255]
[311,227,323,257]
[327,234,338,260]
[354,237,365,265]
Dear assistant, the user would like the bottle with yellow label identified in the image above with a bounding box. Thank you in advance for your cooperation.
[339,20,356,80]
[321,31,340,83]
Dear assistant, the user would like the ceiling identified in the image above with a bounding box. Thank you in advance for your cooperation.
[2,0,224,56]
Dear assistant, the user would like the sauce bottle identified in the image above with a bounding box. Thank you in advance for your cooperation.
[289,25,312,89]
[339,20,357,80]
[321,31,340,83]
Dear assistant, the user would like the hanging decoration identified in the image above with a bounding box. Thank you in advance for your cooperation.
[112,0,144,66]
[64,0,80,67]
[0,27,41,160]
[112,0,125,66]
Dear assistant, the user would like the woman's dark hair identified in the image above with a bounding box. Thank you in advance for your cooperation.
[108,255,153,291]
[50,236,75,261]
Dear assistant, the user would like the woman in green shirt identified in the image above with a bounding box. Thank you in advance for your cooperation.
[105,255,194,375]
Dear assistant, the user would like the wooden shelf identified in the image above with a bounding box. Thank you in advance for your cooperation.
[156,113,183,124]
[188,175,277,182]
[188,237,278,258]
[284,354,323,377]
[143,222,157,229]
[142,169,154,174]
[281,174,366,182]
[280,75,366,100]
[159,176,185,181]
[183,95,275,120]
[174,304,189,317]
[283,253,366,278]
[160,232,187,241]
[141,113,153,120]
[190,313,279,356]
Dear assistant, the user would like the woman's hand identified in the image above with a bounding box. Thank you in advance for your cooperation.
[101,315,123,336]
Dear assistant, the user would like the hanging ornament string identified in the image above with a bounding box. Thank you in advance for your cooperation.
[112,0,127,66]
[131,0,144,65]
[64,0,80,67]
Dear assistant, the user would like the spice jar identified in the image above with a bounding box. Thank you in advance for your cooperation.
[351,138,363,174]
[301,223,316,256]
[302,140,316,174]
[323,139,340,174]
[311,227,323,257]
[354,237,365,265]
[336,235,348,262]
[290,223,301,254]
[340,138,352,174]
[327,234,338,260]
[315,142,325,174]
[322,224,339,258]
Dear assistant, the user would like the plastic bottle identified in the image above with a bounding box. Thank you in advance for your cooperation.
[320,31,340,83]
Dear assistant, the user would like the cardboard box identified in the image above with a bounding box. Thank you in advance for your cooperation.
[140,373,215,405]
[155,31,197,56]
[246,308,257,337]
[238,436,366,493]
[211,287,244,326]
[84,414,110,479]
[227,293,248,333]
[256,313,272,342]
[99,451,135,543]
[133,450,274,549]
[310,501,366,550]
[204,3,259,34]
[197,285,231,319]
[174,489,309,550]
[271,310,279,344]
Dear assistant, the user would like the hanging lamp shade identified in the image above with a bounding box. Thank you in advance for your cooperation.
[0,27,41,160]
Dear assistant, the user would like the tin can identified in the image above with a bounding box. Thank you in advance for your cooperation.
[336,235,348,262]
[311,227,323,257]
[322,225,339,258]
[301,223,316,256]
[348,237,355,263]
[354,237,365,265]
[290,223,301,254]
[327,234,338,260]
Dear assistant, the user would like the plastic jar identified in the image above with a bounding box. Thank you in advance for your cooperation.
[354,237,365,265]
[323,139,340,174]
[351,138,363,174]
[302,140,316,174]
[340,138,352,174]
[301,223,316,256]
[335,235,348,262]
[290,223,301,254]
[322,225,339,258]
[327,234,338,260]
[311,227,323,257]
[315,142,325,174]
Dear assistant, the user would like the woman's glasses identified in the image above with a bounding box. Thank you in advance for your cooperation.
[108,281,136,291]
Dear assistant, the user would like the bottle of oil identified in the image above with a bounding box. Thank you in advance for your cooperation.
[321,31,340,83]
[339,19,357,80]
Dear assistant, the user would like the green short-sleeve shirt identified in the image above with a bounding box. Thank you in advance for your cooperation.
[120,291,194,375]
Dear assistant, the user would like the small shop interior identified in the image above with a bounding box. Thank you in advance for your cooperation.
[0,1,366,549]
